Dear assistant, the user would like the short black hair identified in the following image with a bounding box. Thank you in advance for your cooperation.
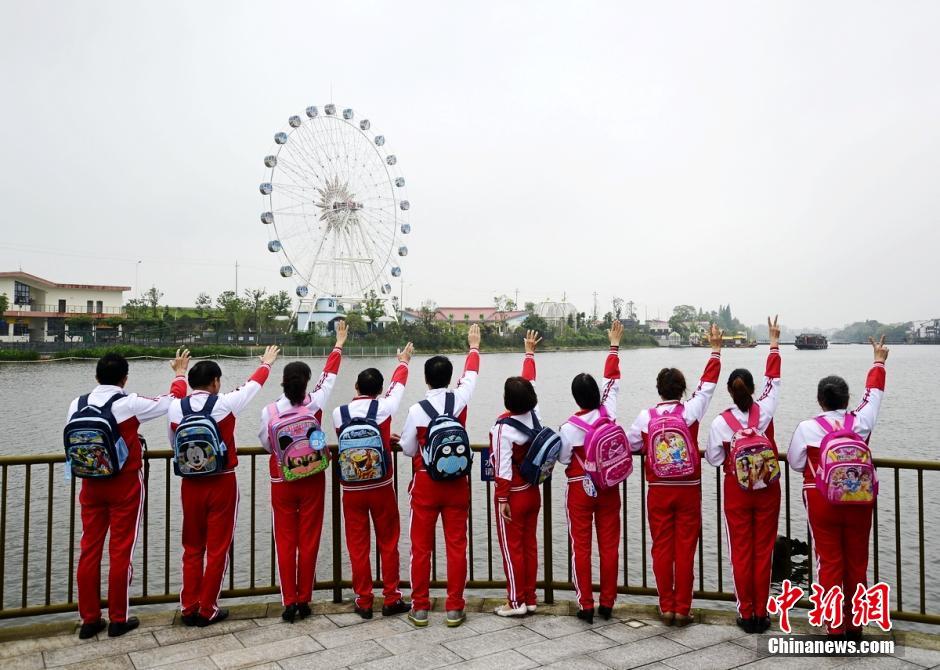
[424,355,453,389]
[356,368,384,397]
[817,375,850,411]
[96,353,129,385]
[571,373,601,411]
[189,361,222,389]
[504,376,538,415]
[656,367,687,401]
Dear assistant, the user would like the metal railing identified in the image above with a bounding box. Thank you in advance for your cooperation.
[0,447,936,625]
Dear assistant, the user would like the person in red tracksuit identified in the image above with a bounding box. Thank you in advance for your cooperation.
[168,345,281,627]
[627,324,723,627]
[258,322,346,623]
[399,324,481,628]
[706,316,782,634]
[490,329,543,618]
[788,336,889,640]
[67,350,190,639]
[332,340,414,620]
[558,320,625,624]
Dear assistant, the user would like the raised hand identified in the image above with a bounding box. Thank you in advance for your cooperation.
[171,348,191,376]
[334,319,349,348]
[260,345,281,366]
[709,323,724,352]
[608,319,624,346]
[767,315,781,348]
[398,342,414,364]
[870,334,889,363]
[524,329,542,354]
[468,323,482,350]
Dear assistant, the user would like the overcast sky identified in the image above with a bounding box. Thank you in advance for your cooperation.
[1,1,937,329]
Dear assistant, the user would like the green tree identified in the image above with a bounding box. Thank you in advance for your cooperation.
[195,292,213,318]
[263,290,292,317]
[345,312,368,336]
[668,304,697,339]
[521,313,549,335]
[144,286,164,318]
[243,288,267,333]
[216,291,248,335]
[0,292,8,314]
[361,290,385,332]
[124,297,148,320]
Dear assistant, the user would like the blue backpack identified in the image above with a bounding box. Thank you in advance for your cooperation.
[419,393,473,481]
[337,400,390,483]
[63,393,128,479]
[173,396,228,477]
[496,411,563,486]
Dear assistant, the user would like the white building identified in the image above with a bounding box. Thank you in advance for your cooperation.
[645,319,670,337]
[911,318,940,341]
[0,271,128,343]
[534,301,578,329]
[296,297,347,333]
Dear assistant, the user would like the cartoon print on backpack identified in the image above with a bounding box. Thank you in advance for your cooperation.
[272,419,328,480]
[434,438,469,477]
[183,442,215,474]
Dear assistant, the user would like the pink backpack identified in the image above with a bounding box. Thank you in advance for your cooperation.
[267,402,329,481]
[567,405,632,490]
[813,413,877,506]
[646,405,698,479]
[721,405,780,491]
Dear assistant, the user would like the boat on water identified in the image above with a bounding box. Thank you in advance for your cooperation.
[795,333,828,350]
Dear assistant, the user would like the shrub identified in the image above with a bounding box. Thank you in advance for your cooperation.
[0,349,41,361]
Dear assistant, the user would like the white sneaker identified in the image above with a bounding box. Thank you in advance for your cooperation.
[494,603,528,617]
[526,604,537,613]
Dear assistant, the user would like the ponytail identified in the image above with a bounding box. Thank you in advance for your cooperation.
[282,361,312,406]
[727,368,755,412]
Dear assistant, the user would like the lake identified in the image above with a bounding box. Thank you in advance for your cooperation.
[1,344,937,621]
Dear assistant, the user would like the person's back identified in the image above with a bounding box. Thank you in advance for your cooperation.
[399,325,481,628]
[68,349,189,639]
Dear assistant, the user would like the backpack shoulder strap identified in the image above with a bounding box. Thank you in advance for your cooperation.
[567,414,592,431]
[419,399,439,421]
[77,394,89,411]
[181,396,193,416]
[747,404,760,429]
[101,392,125,412]
[444,392,455,416]
[496,416,534,439]
[721,408,744,433]
[366,399,379,421]
[267,402,280,422]
[339,404,351,428]
[597,405,608,420]
[201,395,219,416]
[843,412,856,431]
[671,403,685,418]
[530,411,542,432]
[815,416,834,433]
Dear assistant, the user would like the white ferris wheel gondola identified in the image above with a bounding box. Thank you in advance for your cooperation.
[259,102,411,319]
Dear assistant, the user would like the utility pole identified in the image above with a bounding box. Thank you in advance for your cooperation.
[235,261,239,297]
[592,291,598,323]
[514,288,519,310]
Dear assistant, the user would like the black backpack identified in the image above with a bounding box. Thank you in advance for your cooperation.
[63,393,129,479]
[418,392,473,481]
[496,411,563,486]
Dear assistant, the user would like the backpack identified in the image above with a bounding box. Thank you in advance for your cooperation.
[337,400,389,483]
[813,413,878,505]
[419,392,473,481]
[267,401,329,481]
[567,405,632,489]
[721,405,780,491]
[496,411,563,486]
[63,393,128,479]
[173,396,228,477]
[646,404,698,479]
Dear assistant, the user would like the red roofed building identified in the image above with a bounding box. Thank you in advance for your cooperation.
[402,306,528,331]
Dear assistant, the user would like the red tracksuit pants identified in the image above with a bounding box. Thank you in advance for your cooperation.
[495,485,541,609]
[180,473,239,619]
[77,468,145,624]
[566,479,621,611]
[648,484,701,616]
[343,482,403,609]
[409,473,470,612]
[804,488,873,634]
[272,474,325,606]
[723,477,780,619]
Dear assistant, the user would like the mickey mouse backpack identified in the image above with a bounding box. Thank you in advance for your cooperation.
[173,396,227,477]
[419,392,473,481]
[267,401,329,481]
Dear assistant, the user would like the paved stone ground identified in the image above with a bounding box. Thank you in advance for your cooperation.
[1,599,939,669]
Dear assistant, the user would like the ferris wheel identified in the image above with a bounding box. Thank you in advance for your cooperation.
[259,103,410,303]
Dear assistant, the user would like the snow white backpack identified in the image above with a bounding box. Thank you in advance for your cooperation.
[419,392,473,481]
[813,413,878,505]
[496,411,563,486]
[63,393,128,479]
[567,405,632,490]
[646,404,698,479]
[173,395,227,477]
[721,405,780,491]
[267,401,328,481]
[337,400,390,483]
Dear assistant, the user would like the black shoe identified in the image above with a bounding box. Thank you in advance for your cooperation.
[296,603,312,620]
[282,604,297,623]
[576,608,595,624]
[108,616,139,638]
[354,605,374,620]
[180,612,200,627]
[846,629,863,642]
[196,608,229,627]
[78,619,107,640]
[736,616,755,634]
[382,600,411,617]
[598,606,613,621]
[756,616,771,633]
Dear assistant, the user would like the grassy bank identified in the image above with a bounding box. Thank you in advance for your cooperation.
[0,349,41,361]
[50,345,247,360]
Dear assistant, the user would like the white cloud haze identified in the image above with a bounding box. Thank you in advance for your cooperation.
[1,0,938,329]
